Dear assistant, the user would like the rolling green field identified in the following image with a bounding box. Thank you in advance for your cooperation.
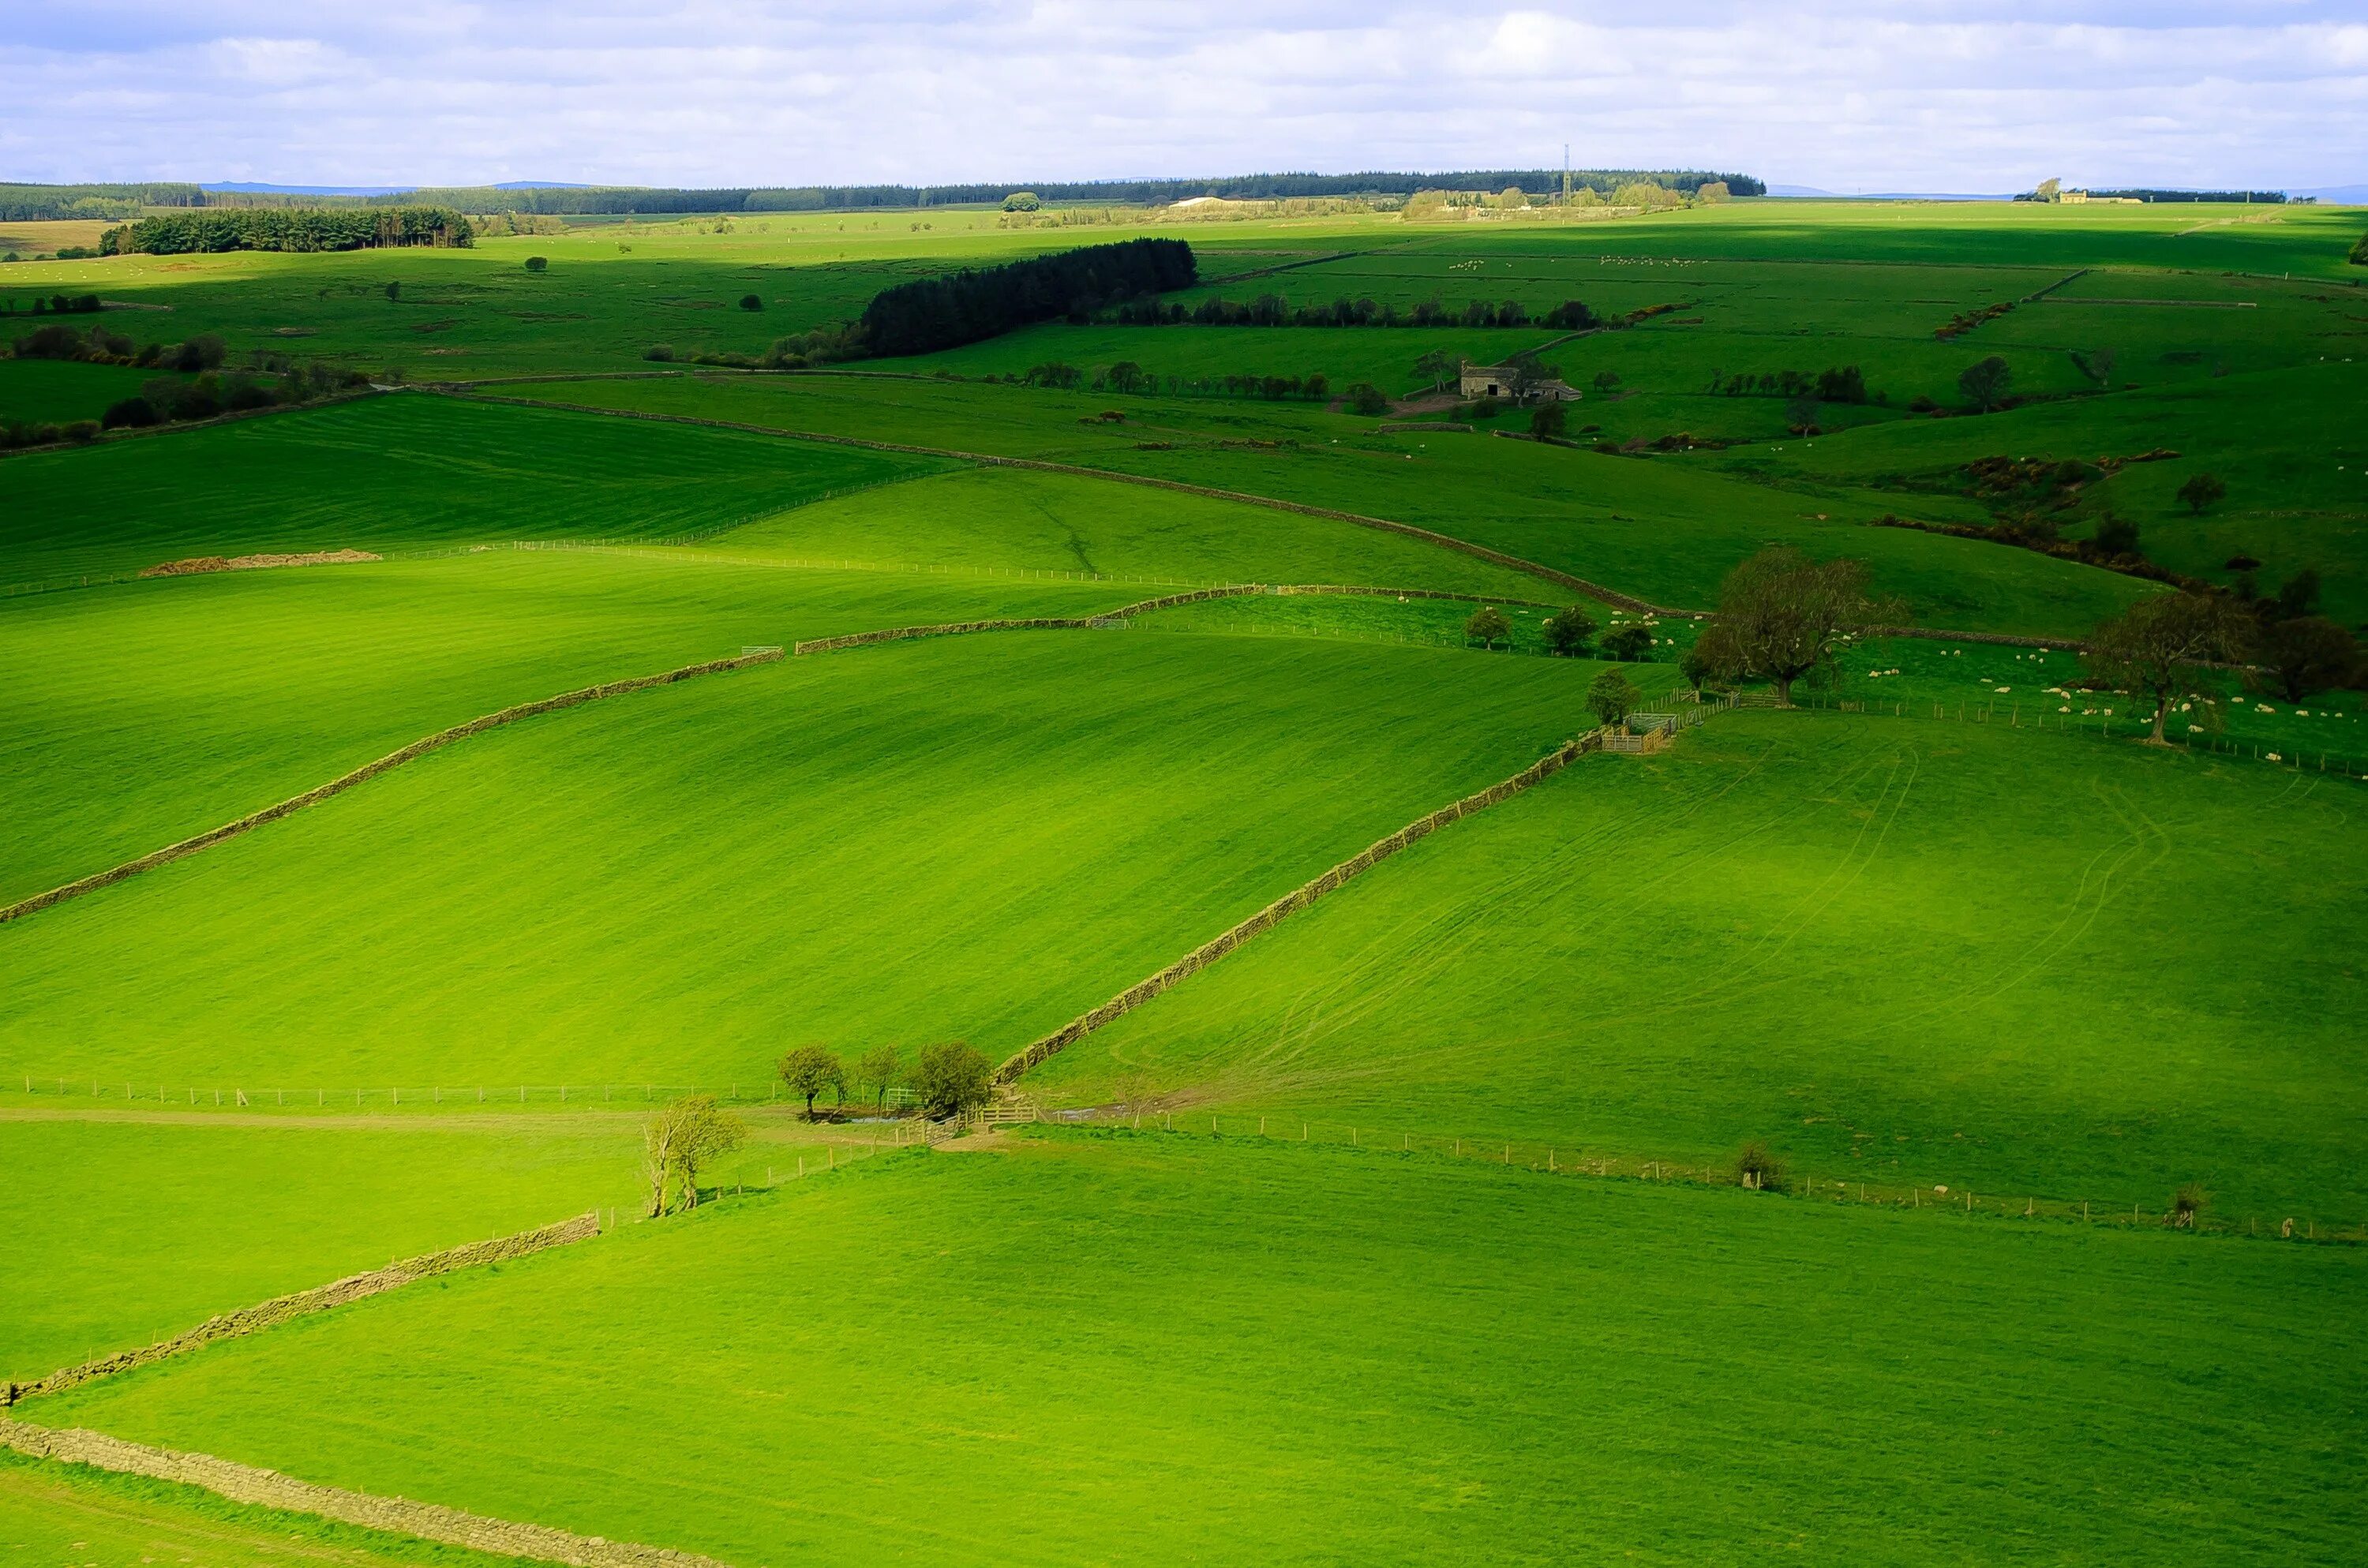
[5,194,2363,1568]
[1029,711,2368,1219]
[0,394,951,589]
[0,631,1604,1087]
[0,549,1124,904]
[26,1132,2366,1567]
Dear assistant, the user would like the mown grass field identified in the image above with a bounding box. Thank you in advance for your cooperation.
[0,1113,642,1383]
[0,631,1603,1087]
[26,1131,2366,1568]
[0,548,1123,903]
[0,394,951,588]
[1030,711,2368,1221]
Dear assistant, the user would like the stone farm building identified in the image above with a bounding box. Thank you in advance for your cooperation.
[1459,364,1580,402]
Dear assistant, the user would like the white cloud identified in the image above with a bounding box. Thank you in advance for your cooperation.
[0,2,2360,190]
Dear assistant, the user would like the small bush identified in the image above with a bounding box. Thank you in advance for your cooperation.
[1343,381,1388,416]
[1465,605,1512,648]
[2092,516,2141,558]
[2171,1183,2207,1229]
[61,419,100,444]
[1530,401,1568,440]
[2176,471,2227,515]
[2350,231,2368,267]
[523,256,548,272]
[643,343,676,362]
[1737,1140,1784,1191]
[738,293,763,311]
[101,395,159,429]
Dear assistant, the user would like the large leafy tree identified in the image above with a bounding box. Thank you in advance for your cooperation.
[914,1042,995,1120]
[2085,592,2250,744]
[2249,616,2359,703]
[779,1044,848,1118]
[1958,354,2012,412]
[1695,547,1894,705]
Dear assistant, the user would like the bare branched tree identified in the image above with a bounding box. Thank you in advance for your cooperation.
[643,1095,747,1217]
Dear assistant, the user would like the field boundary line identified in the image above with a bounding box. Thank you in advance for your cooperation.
[3,1211,600,1407]
[999,729,1609,1083]
[0,388,384,464]
[435,387,1669,612]
[0,649,783,929]
[0,1416,732,1568]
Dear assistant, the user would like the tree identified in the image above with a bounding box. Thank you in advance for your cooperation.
[643,1096,745,1217]
[2274,567,2321,620]
[1694,547,1894,705]
[1958,354,2012,412]
[1677,645,1714,694]
[1529,401,1568,439]
[1002,192,1041,212]
[913,1041,994,1119]
[1592,370,1621,392]
[2085,345,2116,384]
[852,1044,902,1109]
[778,1044,847,1118]
[1343,381,1388,416]
[1465,605,1512,648]
[523,256,548,272]
[1413,350,1454,393]
[2350,231,2368,267]
[2085,591,2250,744]
[2033,178,2063,203]
[1541,604,1597,657]
[1602,623,1653,661]
[2093,515,2141,558]
[1587,668,1640,732]
[1784,392,1820,433]
[2248,616,2358,702]
[739,293,762,311]
[2176,472,2227,514]
[384,281,400,301]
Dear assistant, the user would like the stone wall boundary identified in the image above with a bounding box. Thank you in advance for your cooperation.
[4,1211,599,1407]
[0,1418,730,1568]
[0,649,783,929]
[997,731,1605,1083]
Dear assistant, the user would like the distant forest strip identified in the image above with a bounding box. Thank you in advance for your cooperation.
[99,208,474,255]
[0,170,1761,221]
[860,238,1197,357]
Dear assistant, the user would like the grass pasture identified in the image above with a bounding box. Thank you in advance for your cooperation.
[0,631,1604,1088]
[1030,711,2368,1220]
[0,548,1124,904]
[25,1131,2366,1567]
[0,393,952,589]
[0,358,162,425]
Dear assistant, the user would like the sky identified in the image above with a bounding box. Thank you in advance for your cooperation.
[5,2,2364,193]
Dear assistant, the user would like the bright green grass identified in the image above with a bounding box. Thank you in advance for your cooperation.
[506,373,2156,637]
[0,1450,538,1568]
[702,463,1561,597]
[894,322,1567,393]
[1715,361,2368,623]
[0,1113,640,1382]
[0,359,160,425]
[1029,711,2368,1220]
[0,632,1598,1087]
[29,1132,2366,1566]
[1134,587,1673,657]
[0,549,1122,904]
[0,394,953,589]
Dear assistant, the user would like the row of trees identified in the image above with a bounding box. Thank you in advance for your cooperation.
[1710,365,1869,403]
[777,1042,995,1120]
[2,294,104,316]
[13,321,227,371]
[860,238,1197,357]
[1010,360,1335,402]
[1102,294,1599,331]
[99,207,474,255]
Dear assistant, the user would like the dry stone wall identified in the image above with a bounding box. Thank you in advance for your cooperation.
[997,732,1602,1082]
[0,650,782,928]
[0,1418,731,1568]
[5,1212,598,1406]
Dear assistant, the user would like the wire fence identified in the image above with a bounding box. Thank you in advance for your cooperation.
[1022,1107,2366,1247]
[1776,690,2368,781]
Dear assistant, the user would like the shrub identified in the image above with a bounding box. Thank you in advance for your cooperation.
[13,323,82,359]
[2351,231,2368,267]
[1542,604,1598,657]
[1343,381,1388,416]
[739,294,762,311]
[1908,394,1937,413]
[643,343,676,362]
[1737,1140,1783,1191]
[2171,1183,2207,1229]
[101,395,159,429]
[523,255,548,272]
[384,281,400,301]
[60,419,100,443]
[1529,401,1568,440]
[2092,516,2141,558]
[1002,191,1041,212]
[913,1042,994,1119]
[1602,623,1654,661]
